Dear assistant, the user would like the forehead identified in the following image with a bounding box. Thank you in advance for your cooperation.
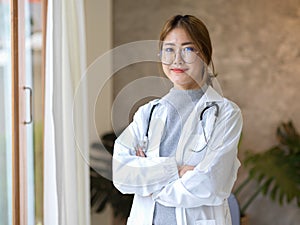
[163,27,193,45]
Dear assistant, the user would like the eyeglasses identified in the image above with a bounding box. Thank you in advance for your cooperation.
[159,46,199,65]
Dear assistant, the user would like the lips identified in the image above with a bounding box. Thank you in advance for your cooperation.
[171,68,187,73]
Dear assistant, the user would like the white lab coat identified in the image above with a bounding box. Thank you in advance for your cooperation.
[113,86,243,225]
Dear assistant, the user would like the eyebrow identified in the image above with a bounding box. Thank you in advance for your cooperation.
[163,42,194,46]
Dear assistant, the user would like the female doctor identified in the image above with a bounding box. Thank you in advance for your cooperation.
[113,15,243,225]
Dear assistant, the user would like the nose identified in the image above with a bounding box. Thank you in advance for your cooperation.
[173,49,183,65]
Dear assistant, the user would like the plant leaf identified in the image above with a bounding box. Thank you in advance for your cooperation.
[245,146,300,206]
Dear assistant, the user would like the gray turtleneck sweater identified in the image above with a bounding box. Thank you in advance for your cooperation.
[152,87,205,225]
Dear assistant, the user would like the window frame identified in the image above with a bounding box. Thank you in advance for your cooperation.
[11,0,47,224]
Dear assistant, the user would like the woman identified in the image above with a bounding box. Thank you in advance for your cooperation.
[113,15,243,225]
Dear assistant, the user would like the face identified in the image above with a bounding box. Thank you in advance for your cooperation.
[161,28,207,90]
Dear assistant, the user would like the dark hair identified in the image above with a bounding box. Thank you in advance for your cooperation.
[159,15,216,76]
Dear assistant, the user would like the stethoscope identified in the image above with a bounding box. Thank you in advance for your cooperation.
[137,102,220,156]
[197,102,219,152]
[200,102,219,121]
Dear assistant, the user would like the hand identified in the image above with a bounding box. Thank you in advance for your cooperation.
[136,147,146,157]
[178,165,195,178]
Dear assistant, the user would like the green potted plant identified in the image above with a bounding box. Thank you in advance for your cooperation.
[234,121,300,224]
[90,132,133,225]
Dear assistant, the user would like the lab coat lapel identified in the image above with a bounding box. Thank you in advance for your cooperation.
[201,86,223,103]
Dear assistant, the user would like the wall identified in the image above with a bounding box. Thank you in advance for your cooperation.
[85,0,113,225]
[85,0,113,139]
[113,0,300,224]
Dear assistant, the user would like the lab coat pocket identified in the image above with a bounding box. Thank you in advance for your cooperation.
[195,219,216,225]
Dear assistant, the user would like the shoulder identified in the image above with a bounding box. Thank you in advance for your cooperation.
[221,98,241,113]
[132,98,161,122]
[219,98,243,128]
[203,86,241,115]
[135,99,160,115]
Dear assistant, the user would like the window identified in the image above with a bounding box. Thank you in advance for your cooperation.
[0,0,46,224]
[0,1,13,225]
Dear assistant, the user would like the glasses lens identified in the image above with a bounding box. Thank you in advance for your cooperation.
[181,47,197,63]
[160,47,175,64]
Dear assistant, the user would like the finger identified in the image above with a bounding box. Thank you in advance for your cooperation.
[136,149,142,156]
[136,150,141,156]
[178,168,184,177]
[136,148,146,157]
[139,150,146,157]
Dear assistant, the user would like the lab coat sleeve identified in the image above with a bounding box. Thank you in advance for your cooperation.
[152,102,243,208]
[112,103,179,197]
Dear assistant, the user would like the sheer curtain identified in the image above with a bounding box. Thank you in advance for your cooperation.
[0,2,12,225]
[43,0,90,225]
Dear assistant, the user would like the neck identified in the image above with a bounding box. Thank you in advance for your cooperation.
[174,80,208,90]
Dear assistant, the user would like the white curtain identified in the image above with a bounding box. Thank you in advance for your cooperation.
[44,0,90,225]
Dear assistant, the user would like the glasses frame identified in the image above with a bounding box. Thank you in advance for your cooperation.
[158,45,200,65]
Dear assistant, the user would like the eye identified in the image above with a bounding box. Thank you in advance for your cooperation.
[183,46,196,52]
[163,47,175,53]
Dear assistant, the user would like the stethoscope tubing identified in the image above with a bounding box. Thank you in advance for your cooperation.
[200,102,219,121]
[143,102,220,154]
